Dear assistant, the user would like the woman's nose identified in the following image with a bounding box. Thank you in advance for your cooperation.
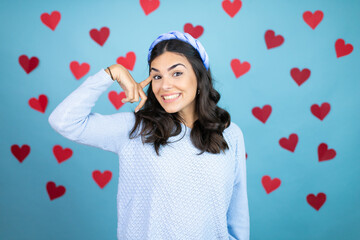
[161,76,173,90]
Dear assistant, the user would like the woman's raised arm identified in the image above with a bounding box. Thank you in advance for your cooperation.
[48,64,150,154]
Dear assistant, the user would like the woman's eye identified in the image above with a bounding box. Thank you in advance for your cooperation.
[153,72,182,80]
[174,72,183,77]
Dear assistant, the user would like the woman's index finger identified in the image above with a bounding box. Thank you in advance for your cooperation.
[139,75,152,88]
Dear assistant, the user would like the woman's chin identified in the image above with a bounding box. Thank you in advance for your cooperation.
[164,109,178,114]
[161,106,179,114]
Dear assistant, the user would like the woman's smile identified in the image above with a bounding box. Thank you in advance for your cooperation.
[162,93,181,102]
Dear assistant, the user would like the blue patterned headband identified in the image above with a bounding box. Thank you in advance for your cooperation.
[147,30,209,70]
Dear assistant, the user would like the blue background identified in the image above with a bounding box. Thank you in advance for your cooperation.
[1,0,359,239]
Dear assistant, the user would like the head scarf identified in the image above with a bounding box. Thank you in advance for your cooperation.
[147,30,209,70]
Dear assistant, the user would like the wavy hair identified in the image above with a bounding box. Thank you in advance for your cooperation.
[128,39,231,156]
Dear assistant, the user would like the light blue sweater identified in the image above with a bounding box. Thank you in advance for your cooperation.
[48,69,249,240]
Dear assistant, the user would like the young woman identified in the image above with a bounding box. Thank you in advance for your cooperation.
[48,30,249,240]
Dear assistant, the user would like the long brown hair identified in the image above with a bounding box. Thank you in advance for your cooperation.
[128,39,231,156]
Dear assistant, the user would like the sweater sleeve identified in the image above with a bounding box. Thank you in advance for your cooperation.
[227,125,250,240]
[48,68,135,154]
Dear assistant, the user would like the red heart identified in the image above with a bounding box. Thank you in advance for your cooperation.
[109,91,126,110]
[70,61,90,80]
[335,39,353,58]
[19,55,39,74]
[265,30,284,49]
[262,175,281,194]
[318,143,336,162]
[231,59,250,78]
[222,0,242,18]
[252,105,272,123]
[92,170,112,189]
[28,94,48,113]
[279,134,298,152]
[306,193,326,211]
[184,23,204,39]
[11,144,31,163]
[303,10,323,30]
[117,52,136,71]
[89,27,110,46]
[53,145,73,164]
[311,102,330,121]
[140,0,160,15]
[290,68,311,86]
[46,181,66,200]
[40,11,61,31]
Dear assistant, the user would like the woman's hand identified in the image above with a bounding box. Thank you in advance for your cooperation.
[105,64,152,113]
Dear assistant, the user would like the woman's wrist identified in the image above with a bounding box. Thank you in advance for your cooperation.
[105,64,122,82]
[105,67,115,81]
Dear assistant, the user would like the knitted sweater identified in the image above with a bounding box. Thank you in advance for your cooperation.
[48,69,249,240]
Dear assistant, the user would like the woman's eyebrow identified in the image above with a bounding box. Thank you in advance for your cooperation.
[151,63,186,72]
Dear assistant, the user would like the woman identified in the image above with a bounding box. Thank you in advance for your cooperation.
[48,31,249,240]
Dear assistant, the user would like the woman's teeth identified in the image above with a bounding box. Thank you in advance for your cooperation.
[163,93,180,100]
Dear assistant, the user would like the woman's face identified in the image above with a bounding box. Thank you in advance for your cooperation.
[151,51,198,121]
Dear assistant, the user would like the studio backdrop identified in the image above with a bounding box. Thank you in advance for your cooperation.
[1,0,359,239]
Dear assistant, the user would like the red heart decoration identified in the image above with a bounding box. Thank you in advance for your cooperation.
[11,144,31,163]
[318,143,336,162]
[311,102,330,121]
[117,52,136,71]
[252,105,272,123]
[92,170,112,189]
[19,55,39,74]
[231,59,250,78]
[306,192,326,211]
[184,23,204,39]
[40,10,61,31]
[90,27,110,46]
[46,181,66,200]
[290,68,311,86]
[279,134,298,152]
[335,39,353,58]
[70,61,90,80]
[303,10,323,30]
[265,30,284,49]
[28,94,48,113]
[222,0,242,18]
[109,91,126,110]
[140,0,160,15]
[53,145,73,164]
[262,175,281,194]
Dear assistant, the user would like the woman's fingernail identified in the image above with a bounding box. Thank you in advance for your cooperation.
[135,109,138,113]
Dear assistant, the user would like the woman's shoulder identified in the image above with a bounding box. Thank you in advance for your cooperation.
[223,121,244,139]
[111,111,136,130]
[111,111,135,121]
[113,111,135,118]
[222,121,244,153]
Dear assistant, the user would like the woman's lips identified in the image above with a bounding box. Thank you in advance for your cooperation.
[162,93,181,103]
